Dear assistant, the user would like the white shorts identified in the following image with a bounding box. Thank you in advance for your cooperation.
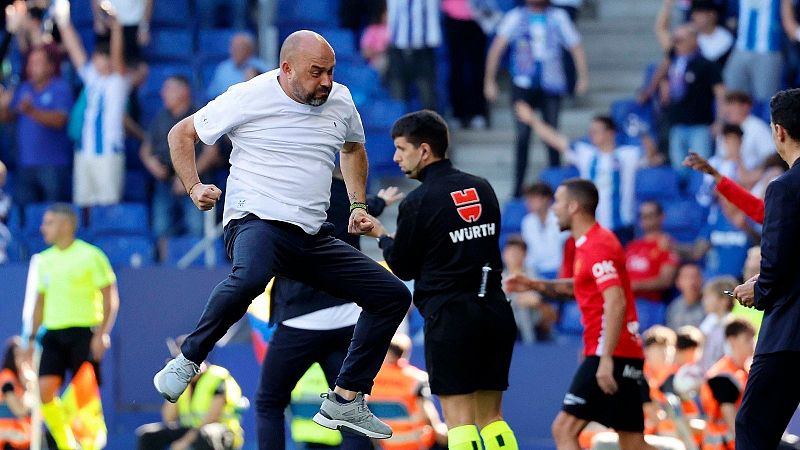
[73,151,125,207]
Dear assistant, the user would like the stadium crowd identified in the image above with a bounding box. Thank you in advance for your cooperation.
[0,0,799,448]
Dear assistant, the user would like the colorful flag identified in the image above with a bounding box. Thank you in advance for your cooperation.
[61,363,106,450]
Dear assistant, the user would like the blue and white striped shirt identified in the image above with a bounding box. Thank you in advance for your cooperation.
[388,0,442,49]
[735,0,783,53]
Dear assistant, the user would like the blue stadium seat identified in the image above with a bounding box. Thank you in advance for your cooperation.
[93,235,155,267]
[24,234,48,256]
[538,166,579,191]
[23,203,81,237]
[636,299,666,333]
[6,238,23,263]
[558,302,584,335]
[144,29,194,62]
[635,166,680,202]
[151,0,192,28]
[610,99,655,141]
[277,0,339,26]
[6,206,20,234]
[501,199,528,234]
[365,130,400,179]
[140,64,194,98]
[89,203,149,236]
[334,63,381,106]
[125,138,144,171]
[663,199,708,243]
[70,0,94,27]
[496,0,520,12]
[752,100,771,123]
[360,99,406,131]
[165,236,228,267]
[123,170,150,203]
[198,30,236,64]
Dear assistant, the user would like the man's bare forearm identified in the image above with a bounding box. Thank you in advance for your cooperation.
[340,142,368,204]
[539,279,574,299]
[168,116,201,193]
[600,287,626,358]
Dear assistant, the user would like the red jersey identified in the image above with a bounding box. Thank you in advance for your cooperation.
[573,223,644,359]
[625,233,679,302]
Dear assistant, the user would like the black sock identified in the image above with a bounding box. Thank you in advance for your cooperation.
[334,393,354,404]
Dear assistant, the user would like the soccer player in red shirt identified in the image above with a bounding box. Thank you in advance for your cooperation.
[506,179,654,450]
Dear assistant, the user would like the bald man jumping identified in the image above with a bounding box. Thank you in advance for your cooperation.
[154,30,410,442]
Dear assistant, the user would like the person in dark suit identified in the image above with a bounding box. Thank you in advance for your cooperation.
[732,88,800,449]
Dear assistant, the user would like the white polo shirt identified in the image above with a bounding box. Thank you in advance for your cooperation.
[194,69,366,234]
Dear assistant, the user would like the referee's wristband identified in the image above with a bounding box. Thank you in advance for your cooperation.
[350,202,368,214]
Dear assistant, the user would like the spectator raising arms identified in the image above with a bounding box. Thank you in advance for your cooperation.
[56,4,130,208]
[0,47,73,207]
[485,0,589,195]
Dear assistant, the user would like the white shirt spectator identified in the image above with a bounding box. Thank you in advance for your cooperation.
[388,0,442,49]
[700,312,732,371]
[520,210,568,277]
[109,0,146,26]
[715,115,774,170]
[78,64,130,156]
[193,69,366,234]
[567,143,640,229]
[698,26,734,62]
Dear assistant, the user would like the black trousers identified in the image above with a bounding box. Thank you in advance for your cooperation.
[136,423,234,450]
[512,86,563,196]
[255,324,371,449]
[444,16,488,124]
[736,351,800,449]
[387,47,438,111]
[181,215,411,393]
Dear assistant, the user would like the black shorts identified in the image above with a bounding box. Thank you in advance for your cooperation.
[39,327,101,384]
[423,293,516,395]
[562,356,645,432]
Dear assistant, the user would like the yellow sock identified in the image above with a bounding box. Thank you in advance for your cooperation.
[480,420,519,450]
[41,398,77,450]
[449,424,484,450]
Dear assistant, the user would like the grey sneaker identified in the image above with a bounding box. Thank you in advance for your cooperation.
[313,391,392,439]
[153,353,200,403]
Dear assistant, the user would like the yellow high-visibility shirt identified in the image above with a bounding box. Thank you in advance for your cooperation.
[37,240,116,329]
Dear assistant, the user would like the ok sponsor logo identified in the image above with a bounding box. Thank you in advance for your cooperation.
[591,260,619,283]
[450,188,482,223]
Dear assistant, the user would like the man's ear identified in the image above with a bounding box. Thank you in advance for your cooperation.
[419,142,432,160]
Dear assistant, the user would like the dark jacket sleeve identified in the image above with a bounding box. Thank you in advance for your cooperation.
[754,179,800,310]
[367,195,387,218]
[380,194,423,281]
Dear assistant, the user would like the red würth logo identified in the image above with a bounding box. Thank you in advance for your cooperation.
[450,188,482,223]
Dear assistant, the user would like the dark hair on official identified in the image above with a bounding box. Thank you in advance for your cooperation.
[770,89,800,141]
[676,325,704,350]
[561,178,599,216]
[503,234,527,252]
[391,110,449,158]
[46,203,78,228]
[592,115,617,133]
[721,123,744,138]
[523,182,554,199]
[724,318,756,338]
[640,200,663,215]
[725,90,753,105]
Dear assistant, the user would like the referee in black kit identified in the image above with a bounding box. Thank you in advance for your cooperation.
[366,110,519,450]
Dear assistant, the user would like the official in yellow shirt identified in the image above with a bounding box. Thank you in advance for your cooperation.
[28,204,119,450]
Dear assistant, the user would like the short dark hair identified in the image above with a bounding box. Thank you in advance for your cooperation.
[592,115,617,133]
[691,0,720,13]
[523,182,554,199]
[561,178,599,216]
[676,326,704,350]
[770,89,800,141]
[390,110,449,158]
[167,74,192,88]
[721,123,744,138]
[725,90,753,105]
[640,200,663,215]
[503,234,527,252]
[724,318,756,338]
[46,203,77,228]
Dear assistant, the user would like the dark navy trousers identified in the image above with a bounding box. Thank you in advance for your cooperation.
[256,324,371,449]
[181,214,411,393]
